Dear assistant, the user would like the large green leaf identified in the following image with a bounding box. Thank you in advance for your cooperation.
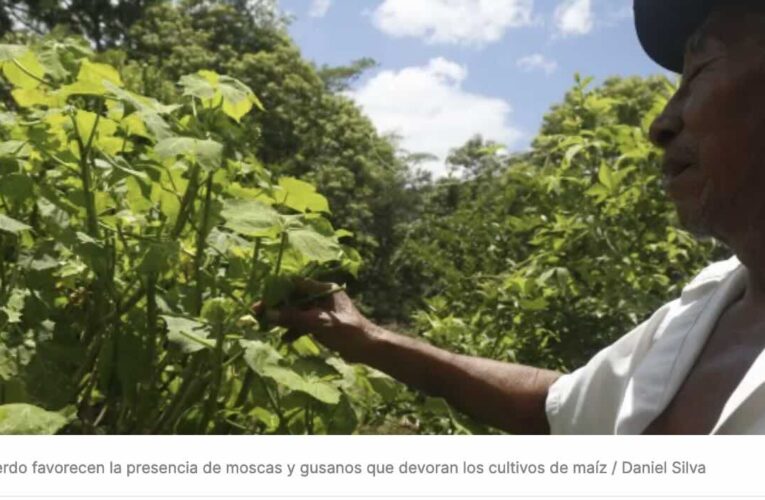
[154,137,223,170]
[0,140,31,157]
[2,50,45,89]
[161,316,214,353]
[179,72,217,100]
[287,229,341,263]
[104,81,178,115]
[241,340,284,372]
[77,59,123,87]
[0,214,32,234]
[262,366,341,405]
[179,70,263,122]
[102,82,176,139]
[57,80,108,98]
[0,404,70,435]
[221,199,282,238]
[59,60,124,98]
[11,88,58,107]
[275,177,330,213]
[241,341,340,405]
[36,43,69,81]
[74,110,118,146]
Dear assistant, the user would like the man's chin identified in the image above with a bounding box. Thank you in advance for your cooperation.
[671,183,720,239]
[675,208,716,240]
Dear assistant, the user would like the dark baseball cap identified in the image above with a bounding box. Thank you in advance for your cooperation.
[634,0,717,73]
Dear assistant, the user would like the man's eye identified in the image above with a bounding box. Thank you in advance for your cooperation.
[682,59,718,86]
[682,67,703,86]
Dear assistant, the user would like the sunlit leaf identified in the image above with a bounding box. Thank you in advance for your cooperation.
[287,229,341,263]
[241,341,340,405]
[598,162,616,191]
[179,70,263,122]
[275,177,330,213]
[0,214,32,234]
[221,199,282,238]
[77,59,123,87]
[57,80,107,97]
[0,140,31,157]
[0,404,71,435]
[161,315,214,353]
[11,88,59,107]
[2,51,45,89]
[154,137,223,170]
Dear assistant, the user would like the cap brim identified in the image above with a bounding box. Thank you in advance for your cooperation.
[634,0,716,73]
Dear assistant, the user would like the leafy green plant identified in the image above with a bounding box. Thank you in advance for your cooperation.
[0,39,389,434]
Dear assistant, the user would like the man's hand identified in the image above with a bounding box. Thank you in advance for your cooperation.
[251,278,376,361]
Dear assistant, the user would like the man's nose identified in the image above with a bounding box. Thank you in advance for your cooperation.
[648,95,683,149]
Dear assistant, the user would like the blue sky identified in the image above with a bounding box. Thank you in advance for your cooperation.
[279,0,673,176]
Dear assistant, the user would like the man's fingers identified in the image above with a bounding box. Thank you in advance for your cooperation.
[276,306,334,333]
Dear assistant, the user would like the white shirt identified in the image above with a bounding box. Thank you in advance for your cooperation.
[545,256,765,434]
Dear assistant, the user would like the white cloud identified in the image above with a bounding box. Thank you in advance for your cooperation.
[516,54,558,75]
[348,58,523,177]
[372,0,534,46]
[554,0,594,36]
[309,0,332,18]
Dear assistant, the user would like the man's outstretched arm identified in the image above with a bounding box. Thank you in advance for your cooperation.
[257,280,562,435]
[354,322,561,434]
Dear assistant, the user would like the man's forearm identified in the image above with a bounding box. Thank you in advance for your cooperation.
[345,324,562,434]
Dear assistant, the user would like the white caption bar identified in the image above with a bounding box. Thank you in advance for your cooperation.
[0,436,762,498]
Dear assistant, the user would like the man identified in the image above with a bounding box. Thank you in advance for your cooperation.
[259,0,765,434]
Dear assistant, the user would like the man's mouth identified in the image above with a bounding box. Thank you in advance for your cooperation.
[663,160,694,179]
[661,161,697,193]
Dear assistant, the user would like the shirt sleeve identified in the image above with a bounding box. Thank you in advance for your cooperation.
[545,302,674,434]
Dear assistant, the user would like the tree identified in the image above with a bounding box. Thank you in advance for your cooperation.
[396,76,728,372]
[0,0,284,49]
[0,1,164,49]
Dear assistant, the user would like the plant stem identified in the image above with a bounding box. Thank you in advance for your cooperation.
[146,272,159,387]
[305,401,314,435]
[274,231,287,276]
[152,355,203,433]
[200,313,225,433]
[0,234,5,297]
[263,380,287,433]
[107,285,145,322]
[247,238,262,295]
[193,174,214,315]
[69,106,101,238]
[171,165,201,239]
[234,371,253,408]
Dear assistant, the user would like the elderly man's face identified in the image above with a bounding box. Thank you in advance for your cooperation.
[649,6,765,242]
